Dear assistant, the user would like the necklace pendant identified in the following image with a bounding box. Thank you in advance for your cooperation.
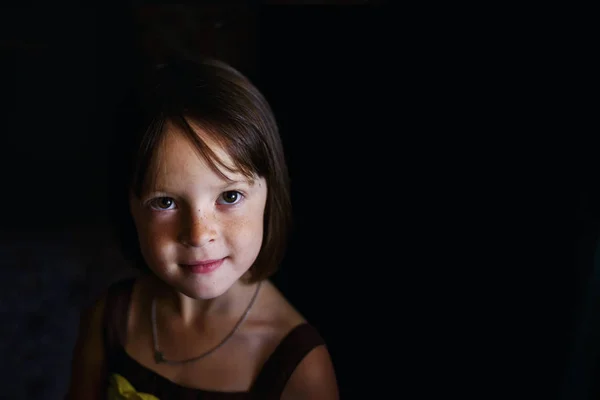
[154,351,165,364]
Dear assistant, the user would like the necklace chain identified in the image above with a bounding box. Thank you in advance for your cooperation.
[151,282,262,365]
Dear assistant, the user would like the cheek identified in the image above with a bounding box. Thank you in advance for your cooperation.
[226,213,264,247]
[135,218,175,254]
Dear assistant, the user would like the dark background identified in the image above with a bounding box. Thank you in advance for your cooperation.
[0,4,595,399]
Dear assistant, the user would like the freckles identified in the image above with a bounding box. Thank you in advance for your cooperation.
[145,221,176,248]
[223,216,245,231]
[223,215,258,238]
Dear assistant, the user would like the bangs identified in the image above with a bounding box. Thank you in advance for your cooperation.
[109,57,291,281]
[131,114,258,197]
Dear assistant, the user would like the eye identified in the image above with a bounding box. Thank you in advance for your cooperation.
[218,191,243,205]
[148,197,176,210]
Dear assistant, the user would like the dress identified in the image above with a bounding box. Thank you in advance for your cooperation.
[102,278,325,399]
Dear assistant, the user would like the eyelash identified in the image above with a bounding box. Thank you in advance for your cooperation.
[145,190,245,211]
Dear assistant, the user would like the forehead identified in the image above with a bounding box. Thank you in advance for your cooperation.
[147,119,246,185]
[160,120,233,167]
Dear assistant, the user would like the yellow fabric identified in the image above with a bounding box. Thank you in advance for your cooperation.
[106,373,160,400]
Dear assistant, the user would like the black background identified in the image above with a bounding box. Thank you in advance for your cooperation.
[0,4,595,399]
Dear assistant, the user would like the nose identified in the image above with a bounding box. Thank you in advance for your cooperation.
[178,210,218,248]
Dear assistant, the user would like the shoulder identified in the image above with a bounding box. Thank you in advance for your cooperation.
[281,344,339,400]
[252,281,339,399]
[66,291,109,400]
[72,276,138,364]
[67,277,140,399]
[77,288,110,345]
[255,280,306,331]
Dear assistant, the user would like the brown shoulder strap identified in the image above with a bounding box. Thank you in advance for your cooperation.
[251,323,326,398]
[102,277,136,359]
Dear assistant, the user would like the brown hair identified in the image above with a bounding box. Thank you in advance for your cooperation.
[107,57,291,282]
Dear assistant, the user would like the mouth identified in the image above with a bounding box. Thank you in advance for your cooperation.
[180,258,225,274]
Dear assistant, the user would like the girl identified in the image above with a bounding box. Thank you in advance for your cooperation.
[67,58,339,399]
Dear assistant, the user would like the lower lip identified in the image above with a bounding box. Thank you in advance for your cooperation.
[183,258,225,274]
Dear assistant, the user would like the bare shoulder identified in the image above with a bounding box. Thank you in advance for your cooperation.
[256,281,339,399]
[281,344,339,400]
[66,292,109,400]
[249,280,306,367]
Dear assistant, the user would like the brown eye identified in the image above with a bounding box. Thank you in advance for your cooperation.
[150,197,175,210]
[218,191,242,205]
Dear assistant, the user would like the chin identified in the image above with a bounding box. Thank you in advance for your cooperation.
[177,279,235,300]
[184,287,227,300]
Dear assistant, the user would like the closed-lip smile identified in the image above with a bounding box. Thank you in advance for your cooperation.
[181,258,225,274]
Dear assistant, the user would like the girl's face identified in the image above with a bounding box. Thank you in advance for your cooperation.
[129,122,267,299]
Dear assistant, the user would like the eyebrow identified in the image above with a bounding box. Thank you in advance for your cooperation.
[147,178,254,195]
[219,178,254,189]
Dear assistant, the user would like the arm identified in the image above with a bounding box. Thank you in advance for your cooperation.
[281,345,340,400]
[65,295,107,400]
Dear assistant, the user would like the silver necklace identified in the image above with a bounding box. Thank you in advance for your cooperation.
[151,282,262,365]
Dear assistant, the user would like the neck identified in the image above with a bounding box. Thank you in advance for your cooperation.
[150,275,259,326]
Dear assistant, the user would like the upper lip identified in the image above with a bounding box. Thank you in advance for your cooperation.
[181,258,223,266]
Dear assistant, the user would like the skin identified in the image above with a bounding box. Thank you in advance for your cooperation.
[129,121,268,324]
[67,120,339,398]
